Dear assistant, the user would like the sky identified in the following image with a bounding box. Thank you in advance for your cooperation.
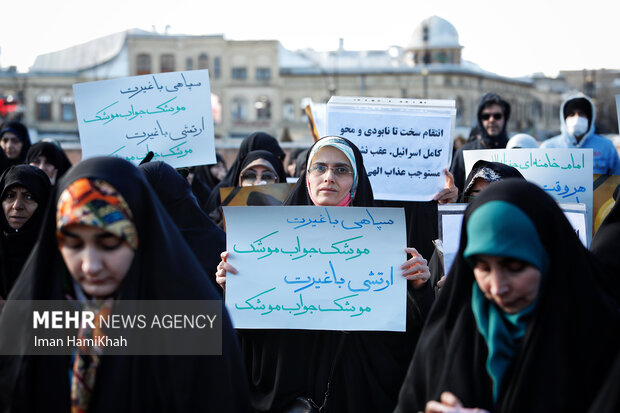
[1,0,618,78]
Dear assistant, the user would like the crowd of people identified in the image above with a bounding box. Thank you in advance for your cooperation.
[0,89,618,413]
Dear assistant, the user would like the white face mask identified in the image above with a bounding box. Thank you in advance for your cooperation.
[566,115,589,137]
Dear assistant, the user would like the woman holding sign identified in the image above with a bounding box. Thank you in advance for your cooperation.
[394,179,620,413]
[217,136,434,412]
[0,157,251,412]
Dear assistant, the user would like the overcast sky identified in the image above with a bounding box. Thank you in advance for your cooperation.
[1,0,618,78]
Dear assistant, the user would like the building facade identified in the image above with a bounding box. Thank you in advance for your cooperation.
[1,16,583,150]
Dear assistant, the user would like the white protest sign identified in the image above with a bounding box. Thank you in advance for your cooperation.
[73,70,215,168]
[463,148,593,243]
[327,96,455,201]
[223,206,407,331]
[437,204,467,274]
[438,202,588,274]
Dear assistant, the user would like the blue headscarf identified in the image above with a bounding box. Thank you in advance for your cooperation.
[464,200,549,402]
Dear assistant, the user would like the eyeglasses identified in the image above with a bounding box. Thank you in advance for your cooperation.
[481,113,503,121]
[240,170,278,185]
[308,164,353,177]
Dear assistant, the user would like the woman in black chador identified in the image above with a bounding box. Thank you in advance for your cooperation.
[0,157,251,412]
[394,179,619,413]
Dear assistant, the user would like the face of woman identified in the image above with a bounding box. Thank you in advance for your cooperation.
[58,225,135,298]
[2,185,38,229]
[238,159,278,187]
[473,255,541,314]
[29,155,58,184]
[307,146,354,206]
[0,132,23,160]
[465,178,491,203]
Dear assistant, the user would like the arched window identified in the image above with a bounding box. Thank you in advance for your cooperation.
[232,97,248,121]
[255,96,271,120]
[282,99,295,121]
[160,54,175,72]
[198,53,209,70]
[137,54,151,75]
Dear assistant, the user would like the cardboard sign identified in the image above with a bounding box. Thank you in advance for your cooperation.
[73,70,215,168]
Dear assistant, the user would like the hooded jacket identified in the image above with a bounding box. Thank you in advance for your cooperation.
[450,93,512,194]
[541,94,620,174]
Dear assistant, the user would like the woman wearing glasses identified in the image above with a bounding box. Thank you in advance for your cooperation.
[208,150,288,228]
[217,136,436,412]
[237,150,286,187]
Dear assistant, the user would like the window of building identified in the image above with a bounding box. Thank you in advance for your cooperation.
[256,67,271,81]
[214,57,221,78]
[36,94,52,121]
[232,97,248,121]
[282,99,295,121]
[60,96,75,122]
[255,96,271,120]
[232,67,247,80]
[160,54,175,72]
[186,57,194,70]
[198,53,209,70]
[137,54,151,75]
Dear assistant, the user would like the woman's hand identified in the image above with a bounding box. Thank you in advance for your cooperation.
[425,391,488,413]
[433,169,458,204]
[437,275,446,290]
[215,251,237,291]
[401,248,430,289]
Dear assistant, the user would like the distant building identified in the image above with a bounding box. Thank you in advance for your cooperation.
[0,16,573,149]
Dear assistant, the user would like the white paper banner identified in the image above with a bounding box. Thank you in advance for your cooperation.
[326,97,455,201]
[73,70,215,167]
[223,206,407,331]
[463,148,593,243]
[438,203,588,274]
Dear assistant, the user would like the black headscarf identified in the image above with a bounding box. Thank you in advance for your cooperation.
[0,149,8,177]
[209,150,289,228]
[394,179,620,413]
[0,157,251,412]
[293,148,310,178]
[205,132,285,213]
[190,153,226,213]
[590,196,620,307]
[285,147,306,177]
[460,160,524,202]
[235,150,287,187]
[139,161,226,295]
[193,153,226,190]
[0,165,51,298]
[25,141,73,181]
[0,121,32,166]
[241,137,432,412]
